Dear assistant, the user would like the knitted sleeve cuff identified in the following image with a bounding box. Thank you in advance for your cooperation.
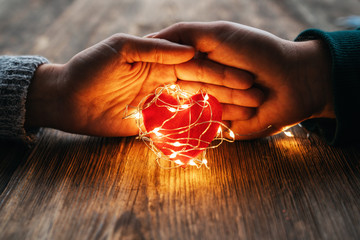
[0,55,49,145]
[295,29,360,145]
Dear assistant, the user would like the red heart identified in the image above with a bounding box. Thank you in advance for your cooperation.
[142,91,222,167]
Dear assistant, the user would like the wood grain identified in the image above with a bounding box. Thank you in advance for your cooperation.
[1,0,360,239]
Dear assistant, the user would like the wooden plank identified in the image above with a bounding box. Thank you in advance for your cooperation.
[0,127,359,239]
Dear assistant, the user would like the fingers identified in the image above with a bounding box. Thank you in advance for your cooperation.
[221,104,256,121]
[227,120,280,140]
[175,59,253,90]
[154,21,257,72]
[106,33,195,64]
[154,22,228,53]
[177,80,264,107]
[153,21,282,72]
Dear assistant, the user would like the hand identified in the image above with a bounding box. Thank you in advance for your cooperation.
[25,34,194,136]
[154,21,334,139]
[25,33,258,137]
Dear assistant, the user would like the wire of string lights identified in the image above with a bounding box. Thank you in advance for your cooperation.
[124,84,235,169]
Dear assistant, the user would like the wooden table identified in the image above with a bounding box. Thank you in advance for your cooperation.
[1,0,359,239]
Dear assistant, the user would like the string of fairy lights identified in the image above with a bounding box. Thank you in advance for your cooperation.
[124,84,236,169]
[125,84,298,169]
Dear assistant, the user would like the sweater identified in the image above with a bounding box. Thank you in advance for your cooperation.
[295,29,360,145]
[0,56,49,145]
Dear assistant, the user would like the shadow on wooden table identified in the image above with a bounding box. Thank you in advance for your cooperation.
[0,126,359,239]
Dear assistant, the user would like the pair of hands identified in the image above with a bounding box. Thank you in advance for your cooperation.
[25,21,334,139]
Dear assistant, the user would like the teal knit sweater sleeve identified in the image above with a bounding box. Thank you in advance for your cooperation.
[0,56,49,145]
[295,29,360,145]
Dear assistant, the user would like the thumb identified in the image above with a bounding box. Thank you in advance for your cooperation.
[108,34,195,64]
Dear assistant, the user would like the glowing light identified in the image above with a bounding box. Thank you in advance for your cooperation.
[153,127,163,137]
[188,160,197,166]
[169,152,177,159]
[229,130,235,139]
[282,126,291,131]
[284,131,294,137]
[134,112,141,119]
[202,158,208,167]
[125,84,237,169]
[217,126,222,135]
[168,107,176,112]
[174,160,184,165]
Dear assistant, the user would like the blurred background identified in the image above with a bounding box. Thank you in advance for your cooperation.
[0,0,359,63]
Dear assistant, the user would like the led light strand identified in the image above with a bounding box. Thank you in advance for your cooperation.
[124,84,235,169]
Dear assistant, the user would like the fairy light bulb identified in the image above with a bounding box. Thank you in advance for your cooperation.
[181,104,189,109]
[204,94,209,101]
[134,112,142,119]
[168,107,176,112]
[153,127,163,137]
[188,160,197,166]
[202,158,209,168]
[173,142,182,147]
[169,152,177,159]
[174,160,184,165]
[229,130,235,139]
[217,126,222,135]
[284,131,294,137]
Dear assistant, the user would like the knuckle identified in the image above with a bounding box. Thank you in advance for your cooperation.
[172,22,188,29]
[107,33,132,50]
[109,33,127,42]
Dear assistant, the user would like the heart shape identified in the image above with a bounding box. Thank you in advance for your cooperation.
[142,91,222,167]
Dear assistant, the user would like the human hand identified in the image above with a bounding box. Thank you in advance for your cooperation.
[154,21,335,139]
[25,33,258,137]
[25,34,194,136]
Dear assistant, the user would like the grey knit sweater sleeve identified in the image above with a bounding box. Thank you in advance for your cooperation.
[0,55,49,144]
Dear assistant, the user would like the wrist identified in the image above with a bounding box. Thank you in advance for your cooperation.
[293,40,335,119]
[25,63,63,129]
